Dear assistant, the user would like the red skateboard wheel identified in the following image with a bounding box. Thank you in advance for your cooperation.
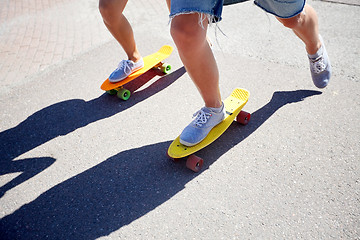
[236,110,251,125]
[186,155,204,172]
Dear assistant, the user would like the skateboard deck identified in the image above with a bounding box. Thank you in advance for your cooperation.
[101,45,173,100]
[167,88,250,172]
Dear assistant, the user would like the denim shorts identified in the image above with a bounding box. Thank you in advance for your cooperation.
[170,0,305,22]
[170,0,224,23]
[254,0,306,18]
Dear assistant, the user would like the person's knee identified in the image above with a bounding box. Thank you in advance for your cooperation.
[171,15,204,50]
[99,0,125,23]
[277,13,303,29]
[99,0,111,13]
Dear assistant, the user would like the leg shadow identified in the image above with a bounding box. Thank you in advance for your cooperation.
[0,157,56,198]
[0,67,186,197]
[0,141,190,239]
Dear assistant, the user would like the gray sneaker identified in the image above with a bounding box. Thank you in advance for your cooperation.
[180,103,226,147]
[109,58,144,83]
[308,35,331,88]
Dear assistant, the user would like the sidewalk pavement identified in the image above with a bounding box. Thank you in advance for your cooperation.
[0,0,112,96]
[0,0,359,239]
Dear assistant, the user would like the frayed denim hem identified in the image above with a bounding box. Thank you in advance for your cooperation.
[169,11,221,29]
[254,0,305,19]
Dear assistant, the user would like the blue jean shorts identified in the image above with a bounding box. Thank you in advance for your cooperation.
[170,0,305,22]
[170,0,224,23]
[254,0,305,18]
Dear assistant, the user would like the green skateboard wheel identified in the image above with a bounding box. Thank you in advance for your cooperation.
[117,88,131,100]
[160,63,172,74]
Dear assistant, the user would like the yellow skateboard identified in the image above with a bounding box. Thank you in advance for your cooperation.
[167,88,251,172]
[101,45,173,100]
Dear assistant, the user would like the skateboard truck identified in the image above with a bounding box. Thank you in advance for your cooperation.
[106,87,131,101]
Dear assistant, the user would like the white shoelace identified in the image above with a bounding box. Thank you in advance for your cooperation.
[117,60,133,75]
[193,109,211,127]
[310,56,326,74]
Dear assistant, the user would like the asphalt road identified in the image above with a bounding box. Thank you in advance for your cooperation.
[0,0,359,239]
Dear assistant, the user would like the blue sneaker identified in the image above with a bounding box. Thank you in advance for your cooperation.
[180,103,225,147]
[308,35,331,88]
[109,58,144,83]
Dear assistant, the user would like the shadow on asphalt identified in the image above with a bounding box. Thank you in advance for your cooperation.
[196,90,323,169]
[0,89,321,239]
[0,67,186,198]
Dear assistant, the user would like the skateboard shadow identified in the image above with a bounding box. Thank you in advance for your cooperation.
[0,89,321,239]
[0,67,186,198]
[197,89,323,169]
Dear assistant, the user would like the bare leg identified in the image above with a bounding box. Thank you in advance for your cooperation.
[99,0,141,62]
[276,4,331,88]
[166,0,171,11]
[276,4,320,55]
[170,14,222,108]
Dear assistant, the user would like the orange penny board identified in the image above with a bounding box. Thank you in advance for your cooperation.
[101,45,173,91]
